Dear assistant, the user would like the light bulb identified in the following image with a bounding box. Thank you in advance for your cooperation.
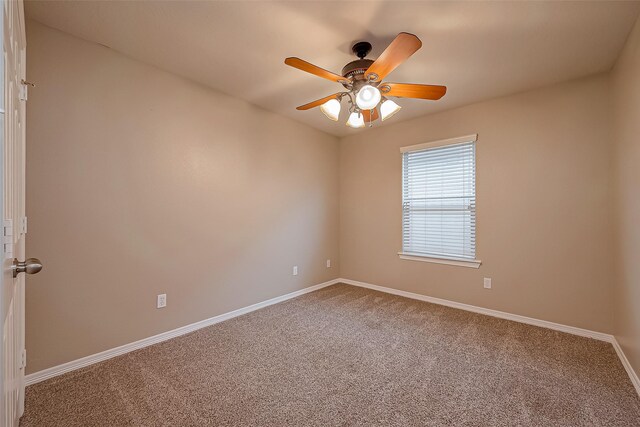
[380,99,401,121]
[346,111,365,128]
[355,85,382,110]
[320,98,341,121]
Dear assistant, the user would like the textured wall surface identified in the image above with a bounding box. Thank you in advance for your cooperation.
[25,21,340,373]
[340,75,615,333]
[612,15,640,378]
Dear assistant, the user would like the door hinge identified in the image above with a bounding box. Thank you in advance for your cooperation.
[18,85,27,101]
[3,219,13,259]
[19,80,33,101]
[20,216,27,235]
[20,349,26,369]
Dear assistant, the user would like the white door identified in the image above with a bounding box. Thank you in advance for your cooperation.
[1,0,31,426]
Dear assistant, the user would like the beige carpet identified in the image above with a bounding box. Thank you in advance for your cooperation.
[20,284,640,426]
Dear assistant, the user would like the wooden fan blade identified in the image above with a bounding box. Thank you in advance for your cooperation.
[296,93,342,110]
[361,109,379,122]
[380,83,447,100]
[285,57,347,83]
[365,33,422,81]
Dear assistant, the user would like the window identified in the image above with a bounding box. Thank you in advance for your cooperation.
[399,135,480,268]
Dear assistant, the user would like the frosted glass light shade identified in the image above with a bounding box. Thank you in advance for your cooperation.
[380,99,401,121]
[320,99,341,121]
[346,111,365,128]
[355,85,382,110]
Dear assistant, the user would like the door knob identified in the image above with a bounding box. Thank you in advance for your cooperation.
[12,258,43,278]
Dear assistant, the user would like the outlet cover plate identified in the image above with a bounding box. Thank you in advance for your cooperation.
[157,294,167,308]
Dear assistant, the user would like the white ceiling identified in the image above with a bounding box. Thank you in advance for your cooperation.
[25,1,640,137]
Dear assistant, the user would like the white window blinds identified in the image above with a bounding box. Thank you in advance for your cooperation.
[402,137,476,261]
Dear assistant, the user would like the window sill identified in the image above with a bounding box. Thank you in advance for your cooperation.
[397,252,482,269]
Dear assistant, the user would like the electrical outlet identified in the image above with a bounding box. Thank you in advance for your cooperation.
[157,294,167,308]
[326,259,331,268]
[483,278,492,289]
[293,266,298,276]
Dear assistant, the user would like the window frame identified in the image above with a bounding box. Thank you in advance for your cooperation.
[398,134,481,269]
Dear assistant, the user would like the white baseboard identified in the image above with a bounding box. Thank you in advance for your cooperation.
[612,337,640,397]
[25,276,640,400]
[338,277,640,398]
[25,278,340,386]
[339,278,613,341]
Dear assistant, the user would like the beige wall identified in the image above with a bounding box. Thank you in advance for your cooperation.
[340,74,615,333]
[25,21,340,373]
[612,16,640,376]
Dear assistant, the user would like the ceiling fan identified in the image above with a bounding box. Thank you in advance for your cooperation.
[284,32,446,129]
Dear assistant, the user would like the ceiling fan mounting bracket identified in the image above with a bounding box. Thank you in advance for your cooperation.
[352,41,372,59]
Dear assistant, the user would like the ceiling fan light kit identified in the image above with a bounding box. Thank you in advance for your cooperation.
[320,98,341,121]
[355,84,382,110]
[285,33,446,129]
[380,98,401,121]
[346,111,365,129]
